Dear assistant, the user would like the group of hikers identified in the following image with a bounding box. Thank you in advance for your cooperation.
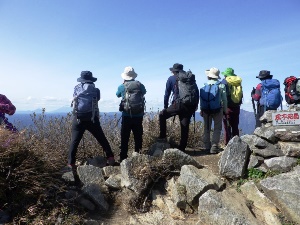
[1,64,299,168]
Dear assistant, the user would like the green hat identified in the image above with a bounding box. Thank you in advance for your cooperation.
[221,68,236,77]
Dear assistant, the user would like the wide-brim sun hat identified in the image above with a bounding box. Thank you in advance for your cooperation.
[221,67,236,77]
[205,67,220,79]
[256,70,272,79]
[121,66,138,80]
[169,63,183,72]
[77,71,97,82]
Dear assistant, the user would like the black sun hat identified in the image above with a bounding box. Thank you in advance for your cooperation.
[77,71,97,82]
[256,70,272,79]
[169,63,183,72]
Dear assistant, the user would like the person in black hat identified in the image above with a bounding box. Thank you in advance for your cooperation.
[68,71,115,169]
[158,63,199,152]
[251,70,281,128]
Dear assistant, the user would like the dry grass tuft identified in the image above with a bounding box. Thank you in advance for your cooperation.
[0,109,206,223]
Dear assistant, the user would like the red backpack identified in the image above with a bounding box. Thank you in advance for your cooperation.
[283,76,300,104]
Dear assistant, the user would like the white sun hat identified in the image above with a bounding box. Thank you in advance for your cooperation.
[121,66,138,80]
[205,67,220,79]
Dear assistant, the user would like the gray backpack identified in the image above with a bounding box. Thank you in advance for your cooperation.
[120,81,145,115]
[72,83,99,122]
[177,70,199,106]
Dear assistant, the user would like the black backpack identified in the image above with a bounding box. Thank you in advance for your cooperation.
[119,81,145,115]
[177,70,199,107]
[284,76,300,104]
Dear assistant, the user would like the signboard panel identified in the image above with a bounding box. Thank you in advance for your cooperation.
[272,111,300,126]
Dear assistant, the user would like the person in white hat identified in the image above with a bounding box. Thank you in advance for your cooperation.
[200,67,228,154]
[116,66,146,162]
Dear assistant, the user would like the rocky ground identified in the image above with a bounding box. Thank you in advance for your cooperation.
[86,148,222,225]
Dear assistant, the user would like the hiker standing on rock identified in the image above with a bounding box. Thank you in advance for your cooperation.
[158,63,199,152]
[221,68,243,145]
[200,67,227,154]
[251,70,282,128]
[68,71,115,168]
[0,94,18,132]
[116,66,146,162]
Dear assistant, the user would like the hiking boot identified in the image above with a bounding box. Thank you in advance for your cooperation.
[107,157,115,166]
[210,145,220,154]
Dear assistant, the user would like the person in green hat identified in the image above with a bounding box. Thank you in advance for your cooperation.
[221,68,243,145]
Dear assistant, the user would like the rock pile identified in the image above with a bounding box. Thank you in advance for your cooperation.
[60,108,300,225]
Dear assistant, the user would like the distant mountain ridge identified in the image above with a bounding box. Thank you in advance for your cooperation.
[10,109,256,134]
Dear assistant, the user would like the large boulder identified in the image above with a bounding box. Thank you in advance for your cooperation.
[198,189,261,225]
[177,165,225,205]
[162,148,202,169]
[120,153,153,194]
[260,166,300,223]
[240,181,281,225]
[219,136,251,179]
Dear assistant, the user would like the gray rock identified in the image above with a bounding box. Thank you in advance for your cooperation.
[256,164,269,173]
[102,166,120,178]
[241,134,259,150]
[264,156,298,172]
[252,145,284,158]
[274,126,300,142]
[77,165,105,186]
[254,136,269,148]
[148,141,170,157]
[260,166,300,223]
[120,153,153,194]
[166,177,186,209]
[219,136,251,179]
[61,171,75,182]
[248,155,264,169]
[82,183,109,211]
[198,189,261,225]
[240,181,281,225]
[178,165,225,205]
[105,174,122,189]
[129,209,185,225]
[254,126,277,143]
[278,141,300,157]
[162,148,202,169]
[259,110,277,123]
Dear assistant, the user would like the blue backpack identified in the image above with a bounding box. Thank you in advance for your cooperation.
[200,81,222,114]
[259,79,282,110]
[72,83,99,122]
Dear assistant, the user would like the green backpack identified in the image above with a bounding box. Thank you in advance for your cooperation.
[226,76,243,105]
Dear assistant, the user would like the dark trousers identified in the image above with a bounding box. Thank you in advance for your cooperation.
[159,102,195,151]
[223,106,240,145]
[68,117,114,165]
[120,116,143,161]
[255,104,271,128]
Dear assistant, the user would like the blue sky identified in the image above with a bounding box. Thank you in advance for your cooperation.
[1,0,299,112]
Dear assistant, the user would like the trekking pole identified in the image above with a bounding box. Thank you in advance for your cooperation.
[251,88,257,118]
[193,112,196,155]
